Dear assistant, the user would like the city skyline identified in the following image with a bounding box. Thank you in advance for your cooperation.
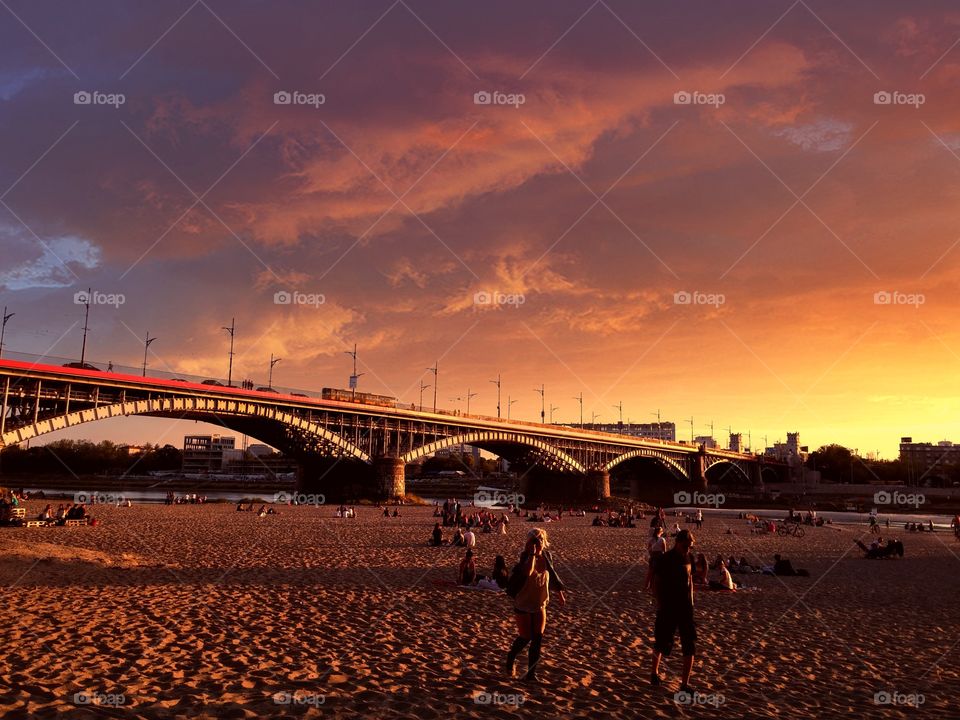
[3,1,960,459]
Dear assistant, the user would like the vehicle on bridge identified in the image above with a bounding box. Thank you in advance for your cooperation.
[321,387,397,408]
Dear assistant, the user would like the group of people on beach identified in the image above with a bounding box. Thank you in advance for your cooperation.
[33,503,89,525]
[164,492,206,505]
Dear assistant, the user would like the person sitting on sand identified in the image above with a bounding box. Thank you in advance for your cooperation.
[491,555,509,589]
[708,557,735,591]
[692,553,708,586]
[452,527,465,546]
[38,504,54,522]
[393,508,400,517]
[769,554,809,577]
[431,522,444,546]
[463,528,476,548]
[458,549,477,585]
[257,505,267,517]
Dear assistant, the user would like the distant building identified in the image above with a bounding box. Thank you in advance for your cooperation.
[247,444,274,458]
[436,445,481,463]
[182,434,236,473]
[695,435,718,449]
[729,433,743,453]
[765,432,806,463]
[899,438,960,485]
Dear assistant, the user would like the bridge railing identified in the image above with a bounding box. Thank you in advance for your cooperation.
[0,350,326,400]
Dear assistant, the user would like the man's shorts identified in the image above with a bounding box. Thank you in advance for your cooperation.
[654,605,696,656]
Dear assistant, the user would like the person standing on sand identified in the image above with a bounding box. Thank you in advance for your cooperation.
[650,529,697,694]
[504,528,566,682]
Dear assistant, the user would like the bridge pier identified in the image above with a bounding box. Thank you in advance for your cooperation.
[587,469,610,501]
[692,452,707,492]
[373,457,405,500]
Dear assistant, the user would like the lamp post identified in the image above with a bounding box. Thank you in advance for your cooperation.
[0,307,14,359]
[489,372,501,419]
[79,288,91,365]
[534,384,545,423]
[591,411,601,427]
[549,404,559,424]
[268,354,282,389]
[344,343,363,398]
[651,408,662,440]
[613,400,623,427]
[573,392,583,428]
[464,389,478,415]
[507,395,518,420]
[426,362,438,412]
[419,380,431,412]
[142,331,156,377]
[222,318,235,386]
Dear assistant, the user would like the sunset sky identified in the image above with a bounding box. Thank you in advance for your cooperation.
[2,0,960,458]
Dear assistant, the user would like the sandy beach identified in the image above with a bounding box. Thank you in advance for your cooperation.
[0,502,956,719]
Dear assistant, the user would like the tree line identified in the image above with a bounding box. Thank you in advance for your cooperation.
[0,440,183,476]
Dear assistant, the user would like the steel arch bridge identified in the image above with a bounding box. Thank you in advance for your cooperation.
[0,359,775,500]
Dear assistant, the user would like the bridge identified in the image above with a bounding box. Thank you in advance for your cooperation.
[0,358,784,502]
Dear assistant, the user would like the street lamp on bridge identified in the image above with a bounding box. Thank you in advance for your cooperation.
[613,401,623,428]
[0,307,14,359]
[507,395,518,420]
[489,373,501,419]
[426,362,438,412]
[419,380,431,412]
[534,384,545,424]
[142,331,156,377]
[549,404,559,424]
[344,344,363,399]
[222,318,235,387]
[651,408,662,440]
[573,392,583,428]
[79,288,91,366]
[268,354,282,389]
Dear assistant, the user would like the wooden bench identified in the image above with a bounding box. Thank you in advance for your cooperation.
[10,507,26,519]
[24,520,47,528]
[64,519,88,527]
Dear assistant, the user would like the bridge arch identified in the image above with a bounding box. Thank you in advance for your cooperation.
[603,448,690,482]
[0,397,370,461]
[704,458,752,485]
[402,431,586,473]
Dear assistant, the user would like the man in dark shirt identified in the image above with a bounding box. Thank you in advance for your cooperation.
[650,529,696,693]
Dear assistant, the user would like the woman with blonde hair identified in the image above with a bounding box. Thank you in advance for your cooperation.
[504,527,566,682]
